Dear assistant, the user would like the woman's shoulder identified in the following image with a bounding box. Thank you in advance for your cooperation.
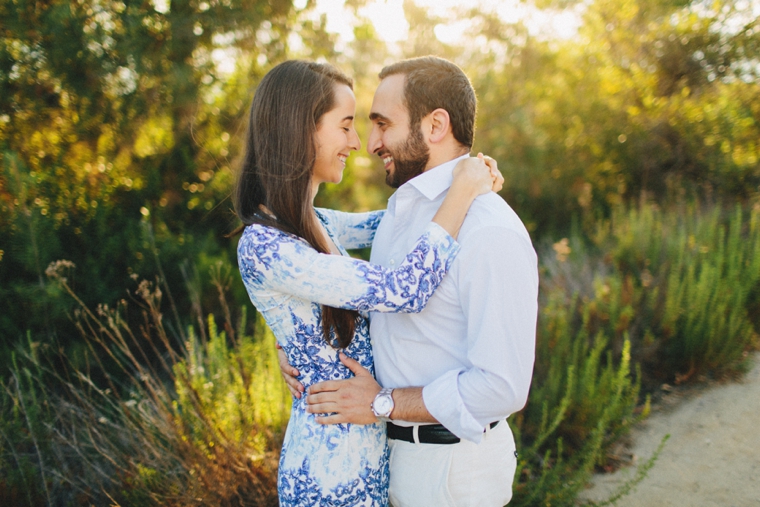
[237,223,308,264]
[239,222,279,248]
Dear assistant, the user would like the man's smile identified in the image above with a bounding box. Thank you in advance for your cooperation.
[378,151,394,170]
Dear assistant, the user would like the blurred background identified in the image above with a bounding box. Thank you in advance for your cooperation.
[1,0,759,505]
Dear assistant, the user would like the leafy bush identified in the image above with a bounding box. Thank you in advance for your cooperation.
[509,202,759,506]
[0,263,290,506]
[510,294,644,506]
[593,203,760,381]
[2,202,758,506]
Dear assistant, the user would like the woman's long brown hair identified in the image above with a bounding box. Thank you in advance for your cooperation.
[233,60,359,349]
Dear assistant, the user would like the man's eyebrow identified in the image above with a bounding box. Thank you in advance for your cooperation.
[369,112,391,122]
[341,115,354,121]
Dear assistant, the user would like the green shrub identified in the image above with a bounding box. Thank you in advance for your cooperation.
[3,202,758,506]
[594,203,760,381]
[0,263,290,506]
[511,298,643,506]
[510,202,759,506]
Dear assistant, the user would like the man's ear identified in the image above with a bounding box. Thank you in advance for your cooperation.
[426,108,451,144]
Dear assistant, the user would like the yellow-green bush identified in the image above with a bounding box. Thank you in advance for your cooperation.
[595,203,760,380]
[3,202,758,506]
[0,271,290,506]
[510,202,759,506]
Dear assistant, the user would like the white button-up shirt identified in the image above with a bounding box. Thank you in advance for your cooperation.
[370,155,538,443]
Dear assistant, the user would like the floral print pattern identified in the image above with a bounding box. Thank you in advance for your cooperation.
[237,209,459,507]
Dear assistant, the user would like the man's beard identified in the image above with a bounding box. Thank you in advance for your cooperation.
[385,124,430,188]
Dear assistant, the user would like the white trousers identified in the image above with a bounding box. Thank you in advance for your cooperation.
[388,420,517,507]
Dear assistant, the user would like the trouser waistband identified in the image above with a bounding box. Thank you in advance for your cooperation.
[386,420,501,444]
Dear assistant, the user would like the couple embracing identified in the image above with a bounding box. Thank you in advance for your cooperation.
[234,56,538,507]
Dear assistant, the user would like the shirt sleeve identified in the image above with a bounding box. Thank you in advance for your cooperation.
[316,208,386,250]
[238,221,459,313]
[422,226,538,442]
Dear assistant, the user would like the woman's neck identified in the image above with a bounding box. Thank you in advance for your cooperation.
[310,180,321,203]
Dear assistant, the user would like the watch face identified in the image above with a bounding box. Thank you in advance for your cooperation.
[374,396,392,415]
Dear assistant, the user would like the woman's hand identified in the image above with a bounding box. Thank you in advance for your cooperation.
[431,153,503,239]
[481,153,503,192]
[451,153,503,197]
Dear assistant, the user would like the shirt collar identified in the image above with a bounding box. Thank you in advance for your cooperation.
[406,154,470,201]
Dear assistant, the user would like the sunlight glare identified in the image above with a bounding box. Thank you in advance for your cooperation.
[151,0,169,14]
[211,47,239,75]
[315,0,584,45]
[359,0,409,43]
[433,19,472,45]
[315,0,356,42]
[495,1,528,24]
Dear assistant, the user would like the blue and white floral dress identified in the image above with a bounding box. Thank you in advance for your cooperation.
[237,208,460,507]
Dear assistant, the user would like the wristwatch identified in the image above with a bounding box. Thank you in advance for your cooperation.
[371,388,395,421]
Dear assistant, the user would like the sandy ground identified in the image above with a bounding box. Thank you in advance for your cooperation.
[578,352,760,507]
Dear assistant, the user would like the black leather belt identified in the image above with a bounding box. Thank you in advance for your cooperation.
[386,420,501,444]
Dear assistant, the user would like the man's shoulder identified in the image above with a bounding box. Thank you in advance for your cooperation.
[459,193,532,243]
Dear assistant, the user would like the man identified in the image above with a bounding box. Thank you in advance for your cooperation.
[283,56,538,506]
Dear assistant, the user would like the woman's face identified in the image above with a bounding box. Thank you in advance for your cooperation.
[312,84,361,193]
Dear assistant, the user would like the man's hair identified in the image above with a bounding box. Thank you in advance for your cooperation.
[379,56,476,148]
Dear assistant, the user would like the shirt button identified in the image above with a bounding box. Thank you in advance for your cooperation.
[389,259,396,266]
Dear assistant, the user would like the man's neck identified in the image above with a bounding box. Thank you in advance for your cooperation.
[424,145,470,172]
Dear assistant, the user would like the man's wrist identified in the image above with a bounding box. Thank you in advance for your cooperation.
[386,387,439,423]
[371,387,395,421]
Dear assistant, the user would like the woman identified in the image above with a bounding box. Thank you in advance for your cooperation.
[234,60,497,506]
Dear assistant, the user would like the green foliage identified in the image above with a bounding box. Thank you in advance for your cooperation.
[508,202,759,506]
[0,266,290,505]
[3,0,760,505]
[539,202,760,387]
[459,0,760,234]
[0,0,331,353]
[511,311,643,506]
[172,312,290,460]
[595,203,760,379]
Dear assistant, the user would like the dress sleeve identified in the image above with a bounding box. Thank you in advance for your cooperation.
[315,208,385,250]
[238,221,458,313]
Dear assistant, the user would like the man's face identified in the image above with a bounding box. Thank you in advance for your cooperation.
[368,74,430,188]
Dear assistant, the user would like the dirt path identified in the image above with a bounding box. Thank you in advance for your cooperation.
[579,352,760,507]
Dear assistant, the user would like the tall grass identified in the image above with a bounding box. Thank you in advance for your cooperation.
[510,299,644,506]
[598,204,760,380]
[510,202,760,507]
[1,262,290,506]
[2,202,758,506]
